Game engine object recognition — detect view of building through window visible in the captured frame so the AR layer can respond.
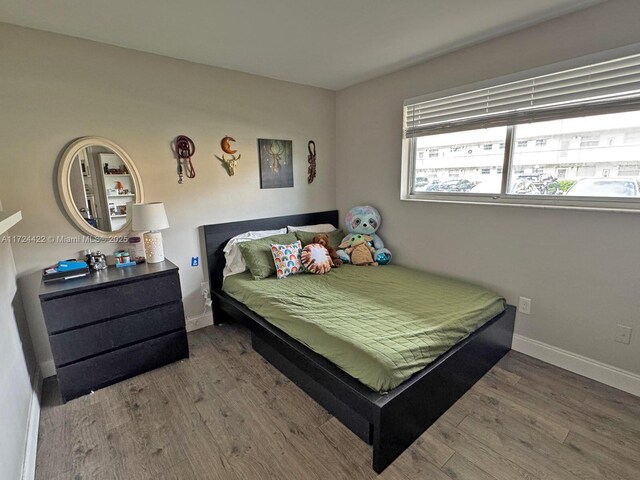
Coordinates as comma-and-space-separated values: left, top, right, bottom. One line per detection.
412, 110, 640, 199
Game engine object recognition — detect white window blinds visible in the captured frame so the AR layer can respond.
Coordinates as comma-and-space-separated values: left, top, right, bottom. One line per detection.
404, 53, 640, 138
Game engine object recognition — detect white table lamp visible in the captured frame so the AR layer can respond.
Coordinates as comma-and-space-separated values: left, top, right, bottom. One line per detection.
131, 202, 169, 263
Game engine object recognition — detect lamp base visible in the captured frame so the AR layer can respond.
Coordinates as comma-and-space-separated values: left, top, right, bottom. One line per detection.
143, 231, 165, 263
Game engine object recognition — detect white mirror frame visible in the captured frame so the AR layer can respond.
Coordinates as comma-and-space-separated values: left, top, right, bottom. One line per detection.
57, 137, 144, 238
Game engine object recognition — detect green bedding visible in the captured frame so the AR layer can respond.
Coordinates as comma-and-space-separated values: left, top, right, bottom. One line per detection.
223, 265, 505, 392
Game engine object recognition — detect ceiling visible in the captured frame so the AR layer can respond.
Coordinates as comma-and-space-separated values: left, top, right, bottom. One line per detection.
0, 0, 602, 90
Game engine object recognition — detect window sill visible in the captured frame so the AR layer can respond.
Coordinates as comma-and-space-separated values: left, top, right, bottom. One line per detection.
402, 194, 640, 213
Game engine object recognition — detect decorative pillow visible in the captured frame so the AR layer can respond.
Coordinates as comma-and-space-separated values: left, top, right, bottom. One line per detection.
223, 228, 287, 279
295, 229, 344, 251
300, 243, 332, 275
287, 223, 336, 233
238, 232, 297, 279
271, 241, 303, 279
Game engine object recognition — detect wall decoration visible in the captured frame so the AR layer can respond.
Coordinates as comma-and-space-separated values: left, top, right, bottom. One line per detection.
258, 138, 293, 189
173, 135, 196, 184
307, 140, 316, 184
215, 135, 242, 176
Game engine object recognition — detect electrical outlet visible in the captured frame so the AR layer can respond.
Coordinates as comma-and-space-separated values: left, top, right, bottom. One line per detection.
200, 281, 209, 298
615, 324, 632, 344
518, 297, 531, 315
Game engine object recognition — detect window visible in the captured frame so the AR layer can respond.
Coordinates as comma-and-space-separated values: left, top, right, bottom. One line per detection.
411, 127, 506, 193
403, 50, 640, 210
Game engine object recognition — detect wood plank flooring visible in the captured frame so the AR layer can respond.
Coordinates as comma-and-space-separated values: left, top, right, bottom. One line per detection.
36, 323, 640, 480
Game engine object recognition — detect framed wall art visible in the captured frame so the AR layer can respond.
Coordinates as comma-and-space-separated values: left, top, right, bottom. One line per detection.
258, 139, 293, 189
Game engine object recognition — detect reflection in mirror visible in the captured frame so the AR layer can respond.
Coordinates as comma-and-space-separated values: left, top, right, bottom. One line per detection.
59, 137, 143, 237
68, 146, 137, 232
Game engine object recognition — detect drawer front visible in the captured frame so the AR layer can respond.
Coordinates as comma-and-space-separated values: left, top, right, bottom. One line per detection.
56, 330, 189, 401
49, 301, 185, 367
42, 272, 181, 333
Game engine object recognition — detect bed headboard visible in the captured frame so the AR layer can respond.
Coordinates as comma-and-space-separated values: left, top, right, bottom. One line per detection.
203, 210, 339, 293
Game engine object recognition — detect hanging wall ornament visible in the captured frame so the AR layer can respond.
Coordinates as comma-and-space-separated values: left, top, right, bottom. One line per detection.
307, 140, 317, 184
174, 135, 196, 184
215, 135, 241, 176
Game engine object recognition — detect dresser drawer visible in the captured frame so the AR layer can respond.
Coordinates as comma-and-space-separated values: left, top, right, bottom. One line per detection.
56, 330, 189, 401
41, 272, 181, 333
49, 301, 185, 366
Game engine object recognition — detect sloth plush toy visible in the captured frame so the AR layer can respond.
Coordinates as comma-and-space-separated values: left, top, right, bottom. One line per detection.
336, 205, 391, 265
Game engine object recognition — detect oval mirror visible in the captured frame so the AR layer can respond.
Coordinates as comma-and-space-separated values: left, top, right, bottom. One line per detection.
57, 137, 144, 238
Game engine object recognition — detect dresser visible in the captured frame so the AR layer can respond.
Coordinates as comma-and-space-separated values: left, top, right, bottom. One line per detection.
39, 259, 189, 402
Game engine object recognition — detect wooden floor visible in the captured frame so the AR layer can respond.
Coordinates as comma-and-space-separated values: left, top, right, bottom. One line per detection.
36, 323, 640, 480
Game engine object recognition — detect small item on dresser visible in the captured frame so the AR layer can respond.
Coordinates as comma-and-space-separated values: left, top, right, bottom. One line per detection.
128, 233, 146, 262
115, 261, 137, 268
307, 140, 316, 184
85, 250, 107, 271
43, 260, 90, 283
114, 250, 130, 264
174, 135, 196, 184
57, 260, 89, 272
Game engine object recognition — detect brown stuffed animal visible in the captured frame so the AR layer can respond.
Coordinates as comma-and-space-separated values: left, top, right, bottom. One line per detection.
313, 233, 343, 267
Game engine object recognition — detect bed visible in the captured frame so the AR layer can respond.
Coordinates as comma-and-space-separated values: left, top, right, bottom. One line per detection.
204, 210, 515, 473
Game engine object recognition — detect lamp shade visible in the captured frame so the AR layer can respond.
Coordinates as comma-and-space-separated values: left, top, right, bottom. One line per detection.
131, 202, 169, 231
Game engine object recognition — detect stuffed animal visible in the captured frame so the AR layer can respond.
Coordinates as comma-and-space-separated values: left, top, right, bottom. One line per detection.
338, 234, 378, 266
337, 206, 391, 265
312, 233, 343, 267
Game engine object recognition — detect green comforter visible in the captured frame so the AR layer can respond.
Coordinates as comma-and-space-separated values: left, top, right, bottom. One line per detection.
223, 265, 505, 392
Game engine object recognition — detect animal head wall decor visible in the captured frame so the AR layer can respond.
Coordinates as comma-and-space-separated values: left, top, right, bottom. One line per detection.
216, 135, 241, 176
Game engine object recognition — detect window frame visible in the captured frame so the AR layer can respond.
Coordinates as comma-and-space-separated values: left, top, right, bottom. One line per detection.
401, 44, 640, 213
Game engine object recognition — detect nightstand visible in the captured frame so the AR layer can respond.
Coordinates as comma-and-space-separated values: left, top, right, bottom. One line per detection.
39, 259, 189, 401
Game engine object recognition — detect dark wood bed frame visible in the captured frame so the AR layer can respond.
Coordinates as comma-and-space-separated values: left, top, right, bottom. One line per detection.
203, 210, 515, 473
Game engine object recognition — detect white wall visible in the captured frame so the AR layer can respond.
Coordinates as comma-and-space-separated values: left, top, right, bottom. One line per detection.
0, 23, 336, 376
336, 0, 640, 376
0, 213, 36, 480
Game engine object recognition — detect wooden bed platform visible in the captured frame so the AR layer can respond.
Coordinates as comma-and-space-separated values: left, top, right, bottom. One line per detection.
203, 210, 515, 473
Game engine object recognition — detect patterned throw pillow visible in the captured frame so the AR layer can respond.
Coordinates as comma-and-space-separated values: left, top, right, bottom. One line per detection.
270, 241, 303, 279
300, 243, 332, 275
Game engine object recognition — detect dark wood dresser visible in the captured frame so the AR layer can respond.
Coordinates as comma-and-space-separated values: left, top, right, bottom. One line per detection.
39, 259, 189, 402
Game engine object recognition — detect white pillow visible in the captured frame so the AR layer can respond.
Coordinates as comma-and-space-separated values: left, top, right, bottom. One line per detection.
287, 223, 336, 233
223, 228, 286, 279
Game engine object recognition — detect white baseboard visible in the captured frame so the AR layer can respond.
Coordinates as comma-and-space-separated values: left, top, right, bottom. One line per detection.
512, 333, 640, 397
21, 367, 43, 480
186, 310, 214, 332
39, 359, 55, 379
